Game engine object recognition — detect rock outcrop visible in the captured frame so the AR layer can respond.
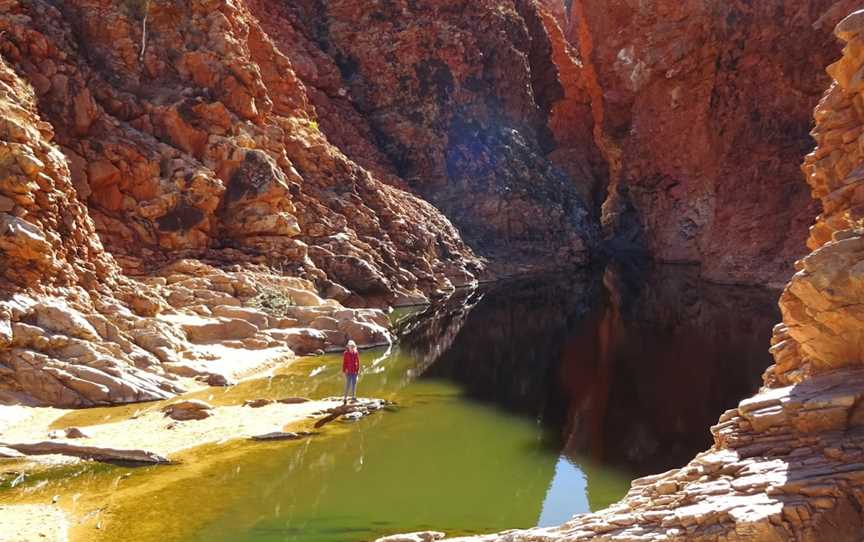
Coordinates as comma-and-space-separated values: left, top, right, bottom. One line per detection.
248, 0, 598, 272
439, 10, 864, 542
0, 0, 487, 305
162, 398, 213, 421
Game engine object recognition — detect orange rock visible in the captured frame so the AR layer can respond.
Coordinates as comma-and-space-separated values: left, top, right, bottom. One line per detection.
86, 160, 120, 191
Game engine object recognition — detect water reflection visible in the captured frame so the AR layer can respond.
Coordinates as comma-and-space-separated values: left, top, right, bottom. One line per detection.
538, 457, 588, 527
413, 262, 779, 508
560, 263, 779, 475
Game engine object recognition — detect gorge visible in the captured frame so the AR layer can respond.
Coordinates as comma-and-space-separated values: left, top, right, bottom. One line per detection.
2, 0, 864, 541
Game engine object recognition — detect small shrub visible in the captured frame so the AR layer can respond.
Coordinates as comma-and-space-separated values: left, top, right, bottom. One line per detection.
121, 0, 149, 18
249, 288, 295, 317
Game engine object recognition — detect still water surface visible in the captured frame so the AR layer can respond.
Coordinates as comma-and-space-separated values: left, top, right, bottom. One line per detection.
2, 265, 780, 541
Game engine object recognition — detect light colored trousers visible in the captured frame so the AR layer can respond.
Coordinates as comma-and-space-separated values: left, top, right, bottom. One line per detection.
343, 373, 358, 399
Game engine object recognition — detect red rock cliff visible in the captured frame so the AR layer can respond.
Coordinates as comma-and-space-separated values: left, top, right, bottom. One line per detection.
0, 0, 490, 305
541, 0, 848, 286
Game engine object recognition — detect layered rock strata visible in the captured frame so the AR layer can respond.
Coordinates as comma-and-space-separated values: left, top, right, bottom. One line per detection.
257, 0, 599, 271
439, 10, 864, 542
0, 0, 610, 408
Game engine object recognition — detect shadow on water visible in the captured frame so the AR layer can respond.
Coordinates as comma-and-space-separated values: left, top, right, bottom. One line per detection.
422, 263, 777, 466
407, 262, 778, 516
1, 263, 780, 542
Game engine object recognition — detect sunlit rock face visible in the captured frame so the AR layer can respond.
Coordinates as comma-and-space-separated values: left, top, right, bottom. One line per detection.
439, 9, 864, 542
538, 0, 844, 286
0, 0, 485, 309
0, 0, 494, 407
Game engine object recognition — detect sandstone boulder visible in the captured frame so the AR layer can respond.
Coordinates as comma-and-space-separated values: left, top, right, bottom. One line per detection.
181, 318, 259, 343
268, 328, 328, 355
375, 532, 446, 542
162, 399, 213, 421
211, 305, 270, 329
63, 427, 89, 439
338, 320, 391, 349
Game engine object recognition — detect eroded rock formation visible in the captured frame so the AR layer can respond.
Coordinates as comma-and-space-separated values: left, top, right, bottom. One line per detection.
0, 0, 414, 406
251, 0, 598, 270
539, 0, 845, 286
439, 10, 864, 542
0, 0, 489, 304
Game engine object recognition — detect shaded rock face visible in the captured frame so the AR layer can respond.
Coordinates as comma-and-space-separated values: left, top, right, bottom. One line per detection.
259, 0, 599, 270
541, 0, 844, 285
440, 10, 864, 542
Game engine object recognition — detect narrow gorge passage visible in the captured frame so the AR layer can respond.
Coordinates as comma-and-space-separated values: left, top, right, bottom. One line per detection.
0, 265, 778, 541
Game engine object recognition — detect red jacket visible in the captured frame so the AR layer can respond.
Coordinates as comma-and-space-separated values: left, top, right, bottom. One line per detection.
342, 349, 360, 374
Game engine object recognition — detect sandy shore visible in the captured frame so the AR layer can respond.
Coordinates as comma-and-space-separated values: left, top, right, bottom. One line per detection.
0, 371, 386, 542
0, 397, 381, 542
0, 398, 348, 458
0, 504, 68, 542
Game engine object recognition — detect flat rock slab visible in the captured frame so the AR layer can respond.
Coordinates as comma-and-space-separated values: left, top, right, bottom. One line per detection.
276, 397, 310, 404
313, 398, 393, 428
0, 445, 24, 458
244, 399, 274, 408
250, 431, 312, 441
2, 441, 169, 464
245, 397, 311, 408
375, 532, 446, 542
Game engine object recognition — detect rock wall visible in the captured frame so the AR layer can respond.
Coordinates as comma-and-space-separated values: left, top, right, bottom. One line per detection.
270, 0, 599, 271
438, 10, 864, 542
539, 0, 846, 286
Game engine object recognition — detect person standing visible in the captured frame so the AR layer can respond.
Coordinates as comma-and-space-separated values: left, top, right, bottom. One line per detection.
342, 340, 360, 404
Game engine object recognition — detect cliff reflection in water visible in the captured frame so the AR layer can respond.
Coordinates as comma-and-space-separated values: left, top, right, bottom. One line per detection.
414, 263, 779, 489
